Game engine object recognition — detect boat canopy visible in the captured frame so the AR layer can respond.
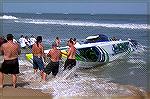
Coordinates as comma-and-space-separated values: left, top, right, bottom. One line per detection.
84, 34, 109, 44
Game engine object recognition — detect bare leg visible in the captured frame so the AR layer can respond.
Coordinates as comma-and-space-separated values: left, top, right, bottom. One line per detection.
42, 72, 47, 81
40, 70, 44, 79
34, 69, 37, 74
0, 72, 4, 88
12, 74, 17, 88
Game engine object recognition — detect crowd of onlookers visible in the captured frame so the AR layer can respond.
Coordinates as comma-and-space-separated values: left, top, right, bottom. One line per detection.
0, 35, 36, 49
0, 35, 79, 49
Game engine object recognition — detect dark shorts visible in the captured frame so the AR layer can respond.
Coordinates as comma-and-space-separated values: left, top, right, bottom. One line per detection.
44, 61, 59, 76
0, 58, 19, 74
64, 59, 76, 70
33, 56, 44, 71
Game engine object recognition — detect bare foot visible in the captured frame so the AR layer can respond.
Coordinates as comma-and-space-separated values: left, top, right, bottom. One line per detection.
13, 84, 16, 88
40, 80, 47, 84
0, 85, 3, 88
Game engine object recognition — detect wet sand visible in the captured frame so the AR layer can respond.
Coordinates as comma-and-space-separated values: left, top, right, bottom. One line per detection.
0, 74, 51, 99
0, 56, 150, 99
0, 55, 49, 99
0, 74, 149, 99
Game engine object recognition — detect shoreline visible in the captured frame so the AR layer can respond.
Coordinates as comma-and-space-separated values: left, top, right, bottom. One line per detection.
0, 56, 150, 99
0, 74, 51, 99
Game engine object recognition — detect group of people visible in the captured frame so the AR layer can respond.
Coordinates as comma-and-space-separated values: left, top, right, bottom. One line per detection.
18, 35, 36, 49
0, 34, 76, 88
32, 36, 76, 81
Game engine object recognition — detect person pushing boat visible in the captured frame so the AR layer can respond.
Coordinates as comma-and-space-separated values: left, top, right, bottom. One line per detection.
42, 43, 62, 81
64, 40, 76, 70
32, 36, 45, 79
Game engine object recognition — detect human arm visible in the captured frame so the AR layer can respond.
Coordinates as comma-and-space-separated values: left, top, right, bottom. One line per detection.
17, 44, 21, 55
41, 44, 45, 57
59, 50, 62, 60
47, 50, 51, 57
31, 44, 35, 54
67, 48, 71, 58
0, 45, 4, 55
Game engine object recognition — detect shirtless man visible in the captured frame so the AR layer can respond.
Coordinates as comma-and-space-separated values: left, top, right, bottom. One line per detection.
0, 34, 21, 88
64, 40, 76, 70
32, 36, 45, 78
42, 43, 61, 81
55, 37, 61, 47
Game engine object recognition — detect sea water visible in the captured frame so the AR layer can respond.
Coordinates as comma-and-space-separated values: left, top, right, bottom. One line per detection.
0, 13, 149, 96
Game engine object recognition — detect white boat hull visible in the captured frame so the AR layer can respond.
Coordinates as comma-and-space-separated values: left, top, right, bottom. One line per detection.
26, 40, 135, 68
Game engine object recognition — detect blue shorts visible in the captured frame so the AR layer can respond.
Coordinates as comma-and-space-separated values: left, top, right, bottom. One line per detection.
33, 56, 44, 71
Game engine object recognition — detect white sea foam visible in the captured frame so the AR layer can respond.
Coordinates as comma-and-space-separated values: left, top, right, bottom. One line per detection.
20, 63, 145, 96
14, 19, 150, 30
129, 65, 144, 69
18, 47, 146, 96
127, 59, 146, 64
0, 15, 18, 19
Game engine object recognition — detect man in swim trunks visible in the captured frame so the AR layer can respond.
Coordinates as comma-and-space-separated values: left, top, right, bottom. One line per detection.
0, 34, 21, 88
64, 40, 76, 70
42, 43, 62, 81
32, 36, 45, 79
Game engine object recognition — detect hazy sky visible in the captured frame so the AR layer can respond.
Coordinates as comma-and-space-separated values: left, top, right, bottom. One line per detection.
2, 2, 149, 14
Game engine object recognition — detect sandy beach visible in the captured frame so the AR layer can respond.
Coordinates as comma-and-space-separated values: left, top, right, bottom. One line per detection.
0, 61, 149, 99
1, 78, 149, 99
0, 55, 50, 99
0, 74, 51, 99
0, 54, 149, 99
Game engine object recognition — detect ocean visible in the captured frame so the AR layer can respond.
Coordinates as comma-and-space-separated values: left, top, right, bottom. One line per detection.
0, 13, 150, 96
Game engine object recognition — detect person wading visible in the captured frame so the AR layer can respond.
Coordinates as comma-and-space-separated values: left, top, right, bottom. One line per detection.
32, 36, 45, 79
64, 40, 76, 70
42, 43, 62, 81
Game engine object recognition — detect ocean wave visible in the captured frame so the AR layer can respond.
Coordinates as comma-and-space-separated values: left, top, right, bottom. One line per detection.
0, 15, 18, 19
14, 19, 150, 30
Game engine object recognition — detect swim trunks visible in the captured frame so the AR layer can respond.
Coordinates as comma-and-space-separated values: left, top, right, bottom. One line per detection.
44, 61, 59, 76
33, 56, 44, 71
0, 58, 19, 74
64, 59, 76, 70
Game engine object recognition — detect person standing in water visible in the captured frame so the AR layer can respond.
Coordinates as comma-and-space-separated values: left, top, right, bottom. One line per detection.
42, 43, 62, 81
32, 36, 45, 79
19, 35, 27, 49
64, 40, 76, 70
55, 37, 61, 47
29, 35, 36, 48
25, 36, 30, 47
0, 34, 21, 88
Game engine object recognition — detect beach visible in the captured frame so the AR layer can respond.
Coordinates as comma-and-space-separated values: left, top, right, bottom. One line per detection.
0, 74, 149, 99
0, 13, 150, 98
0, 55, 150, 99
0, 55, 50, 99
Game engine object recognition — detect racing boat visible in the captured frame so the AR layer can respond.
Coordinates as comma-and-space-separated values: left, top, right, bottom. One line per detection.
26, 34, 139, 68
